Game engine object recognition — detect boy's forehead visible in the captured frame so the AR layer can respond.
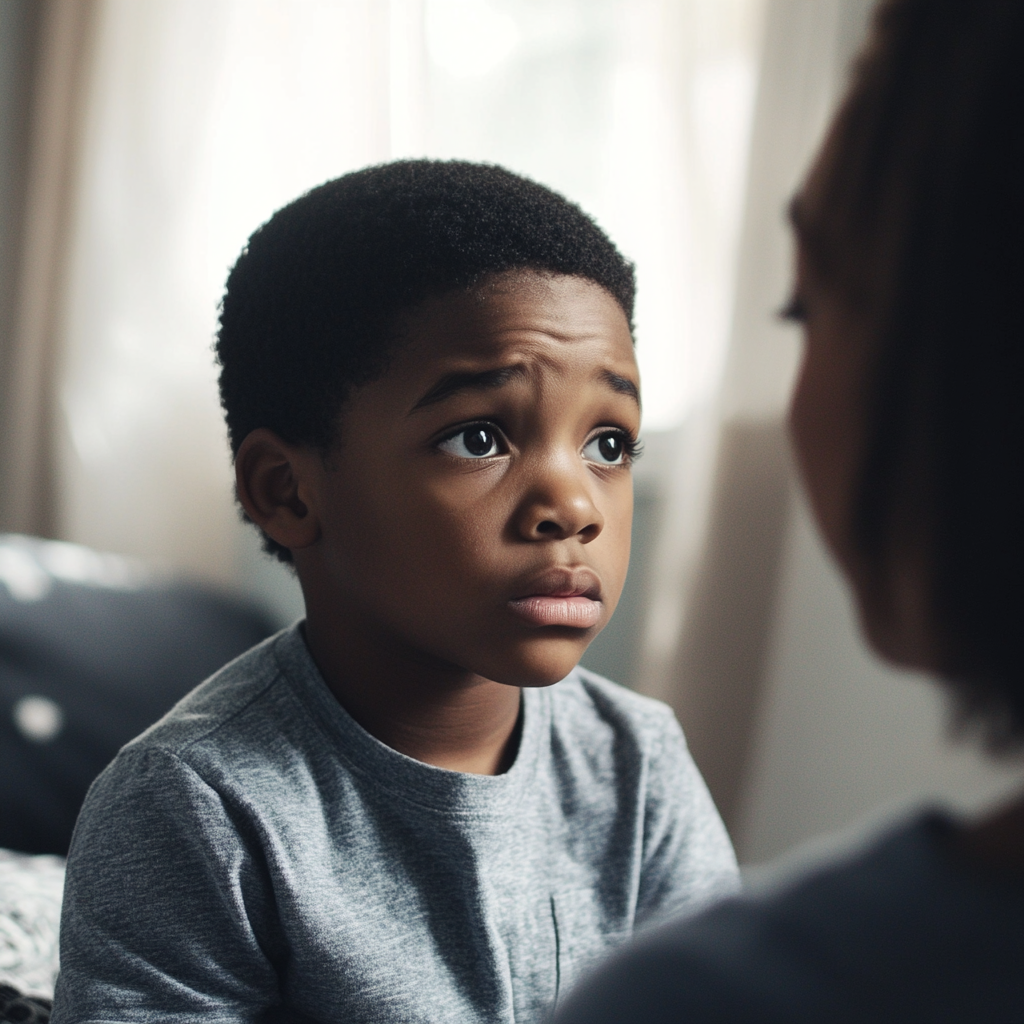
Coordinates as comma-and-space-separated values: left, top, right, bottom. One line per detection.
395, 271, 636, 371
340, 270, 640, 428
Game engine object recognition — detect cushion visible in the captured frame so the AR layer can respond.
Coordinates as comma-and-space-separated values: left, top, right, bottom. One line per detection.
0, 535, 275, 855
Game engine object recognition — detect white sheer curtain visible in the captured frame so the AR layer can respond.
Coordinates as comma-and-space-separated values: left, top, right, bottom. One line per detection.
57, 0, 395, 588
637, 0, 878, 828
55, 0, 764, 607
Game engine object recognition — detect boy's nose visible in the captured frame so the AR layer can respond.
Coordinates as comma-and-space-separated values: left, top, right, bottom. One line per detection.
513, 461, 604, 544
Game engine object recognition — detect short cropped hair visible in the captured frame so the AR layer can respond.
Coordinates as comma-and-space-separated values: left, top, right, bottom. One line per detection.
796, 0, 1024, 741
215, 160, 635, 563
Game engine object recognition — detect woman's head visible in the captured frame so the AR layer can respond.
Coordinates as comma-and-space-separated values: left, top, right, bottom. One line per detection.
787, 0, 1024, 742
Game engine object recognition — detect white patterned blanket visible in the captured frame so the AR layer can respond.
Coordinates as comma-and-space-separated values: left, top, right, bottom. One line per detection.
0, 849, 63, 1001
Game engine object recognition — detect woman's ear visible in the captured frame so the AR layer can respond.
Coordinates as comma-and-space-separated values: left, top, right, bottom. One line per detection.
235, 429, 322, 552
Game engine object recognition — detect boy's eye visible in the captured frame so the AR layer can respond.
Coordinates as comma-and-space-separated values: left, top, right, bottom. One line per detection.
582, 431, 630, 466
438, 425, 502, 459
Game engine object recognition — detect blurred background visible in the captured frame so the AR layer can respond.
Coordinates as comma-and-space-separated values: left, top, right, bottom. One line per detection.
1, 0, 1021, 865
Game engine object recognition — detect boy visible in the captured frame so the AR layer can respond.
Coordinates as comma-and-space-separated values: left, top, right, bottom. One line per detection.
53, 161, 737, 1024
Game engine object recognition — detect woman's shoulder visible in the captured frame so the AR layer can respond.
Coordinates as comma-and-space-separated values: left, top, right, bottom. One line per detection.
556, 810, 1024, 1023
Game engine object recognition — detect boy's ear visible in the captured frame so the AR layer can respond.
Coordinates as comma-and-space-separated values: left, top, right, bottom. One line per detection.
235, 429, 322, 553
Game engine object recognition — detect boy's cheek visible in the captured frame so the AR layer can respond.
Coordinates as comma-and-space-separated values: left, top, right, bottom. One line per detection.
418, 464, 517, 522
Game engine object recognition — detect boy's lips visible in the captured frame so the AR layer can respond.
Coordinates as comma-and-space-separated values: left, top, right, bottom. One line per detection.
508, 567, 603, 628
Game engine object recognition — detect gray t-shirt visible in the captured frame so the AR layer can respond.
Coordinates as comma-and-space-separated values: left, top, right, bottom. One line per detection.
52, 624, 738, 1024
555, 810, 1024, 1023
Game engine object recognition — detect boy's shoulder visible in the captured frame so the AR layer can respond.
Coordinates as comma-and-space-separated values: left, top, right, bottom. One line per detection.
69, 626, 314, 842
118, 623, 302, 762
549, 665, 685, 756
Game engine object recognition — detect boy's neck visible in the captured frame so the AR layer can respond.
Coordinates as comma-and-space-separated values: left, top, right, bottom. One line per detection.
302, 614, 524, 776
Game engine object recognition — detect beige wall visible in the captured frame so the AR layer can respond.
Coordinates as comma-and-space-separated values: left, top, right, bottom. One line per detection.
735, 486, 1024, 864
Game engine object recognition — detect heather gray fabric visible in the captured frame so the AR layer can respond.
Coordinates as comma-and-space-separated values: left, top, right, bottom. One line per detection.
52, 624, 737, 1024
554, 811, 1024, 1024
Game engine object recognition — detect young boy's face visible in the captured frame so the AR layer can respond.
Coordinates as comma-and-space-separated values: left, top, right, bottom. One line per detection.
300, 271, 639, 688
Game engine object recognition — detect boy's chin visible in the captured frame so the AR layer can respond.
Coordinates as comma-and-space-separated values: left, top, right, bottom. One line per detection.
482, 636, 594, 689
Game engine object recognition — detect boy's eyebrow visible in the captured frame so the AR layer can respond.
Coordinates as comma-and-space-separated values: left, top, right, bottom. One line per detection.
599, 369, 640, 408
411, 365, 529, 411
411, 365, 641, 412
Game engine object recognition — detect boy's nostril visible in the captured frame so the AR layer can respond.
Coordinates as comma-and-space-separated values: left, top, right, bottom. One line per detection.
537, 520, 560, 536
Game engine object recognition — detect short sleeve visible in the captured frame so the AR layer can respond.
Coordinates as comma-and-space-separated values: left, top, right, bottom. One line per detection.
51, 747, 283, 1024
635, 712, 739, 925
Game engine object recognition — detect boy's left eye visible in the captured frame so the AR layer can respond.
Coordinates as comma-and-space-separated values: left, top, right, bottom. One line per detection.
582, 431, 630, 465
437, 425, 502, 459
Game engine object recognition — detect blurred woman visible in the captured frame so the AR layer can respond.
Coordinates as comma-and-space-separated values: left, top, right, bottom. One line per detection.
555, 0, 1024, 1019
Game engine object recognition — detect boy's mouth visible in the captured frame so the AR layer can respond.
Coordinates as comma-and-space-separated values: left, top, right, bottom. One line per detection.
508, 568, 603, 628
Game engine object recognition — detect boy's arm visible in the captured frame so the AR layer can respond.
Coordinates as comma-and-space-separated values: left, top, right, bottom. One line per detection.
51, 747, 284, 1024
635, 712, 740, 925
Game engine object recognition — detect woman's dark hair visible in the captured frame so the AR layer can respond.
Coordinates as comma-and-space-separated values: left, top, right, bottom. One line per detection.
216, 159, 635, 563
795, 0, 1024, 741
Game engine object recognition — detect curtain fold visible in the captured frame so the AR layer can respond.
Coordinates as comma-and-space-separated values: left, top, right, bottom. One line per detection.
1, 0, 98, 538
634, 0, 876, 829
